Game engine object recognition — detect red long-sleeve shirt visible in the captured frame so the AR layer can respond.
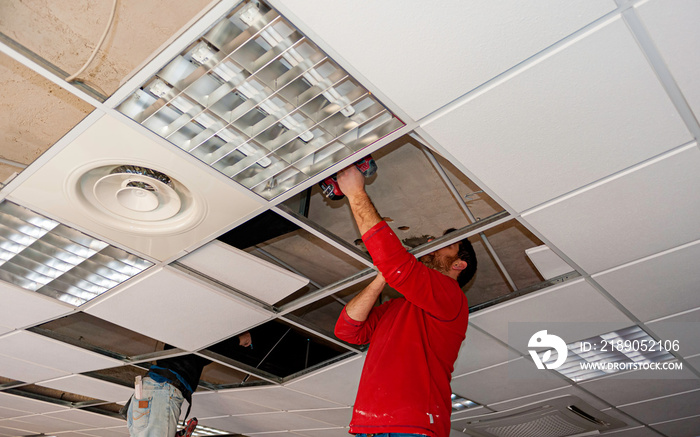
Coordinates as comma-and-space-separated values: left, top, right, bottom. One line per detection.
335, 221, 469, 437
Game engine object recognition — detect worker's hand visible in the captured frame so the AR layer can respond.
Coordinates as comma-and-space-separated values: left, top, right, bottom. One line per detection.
337, 165, 366, 198
238, 331, 252, 347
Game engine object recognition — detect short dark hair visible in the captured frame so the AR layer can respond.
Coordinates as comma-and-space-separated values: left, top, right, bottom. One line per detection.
444, 228, 477, 288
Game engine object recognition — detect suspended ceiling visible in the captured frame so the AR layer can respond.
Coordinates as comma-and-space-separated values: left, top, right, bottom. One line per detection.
0, 0, 699, 436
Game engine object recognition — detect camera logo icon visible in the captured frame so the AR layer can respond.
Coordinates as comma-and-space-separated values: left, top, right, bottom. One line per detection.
528, 330, 568, 370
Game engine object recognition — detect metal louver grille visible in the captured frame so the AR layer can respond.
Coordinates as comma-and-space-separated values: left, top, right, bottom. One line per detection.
0, 201, 152, 306
117, 0, 403, 199
486, 414, 585, 437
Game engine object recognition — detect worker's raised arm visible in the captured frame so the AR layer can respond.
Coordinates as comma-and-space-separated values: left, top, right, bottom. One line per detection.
335, 273, 389, 345
337, 166, 382, 235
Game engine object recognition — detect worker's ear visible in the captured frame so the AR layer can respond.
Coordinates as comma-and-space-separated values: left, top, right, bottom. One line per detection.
452, 260, 467, 271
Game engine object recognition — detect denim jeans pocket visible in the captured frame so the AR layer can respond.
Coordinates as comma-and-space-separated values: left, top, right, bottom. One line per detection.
128, 396, 152, 433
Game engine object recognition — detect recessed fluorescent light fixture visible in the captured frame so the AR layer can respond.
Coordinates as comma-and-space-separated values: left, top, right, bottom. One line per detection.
535, 325, 676, 382
117, 0, 403, 199
452, 393, 479, 412
0, 200, 152, 306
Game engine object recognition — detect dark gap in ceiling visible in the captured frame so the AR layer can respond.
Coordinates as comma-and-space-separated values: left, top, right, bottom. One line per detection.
33, 312, 161, 358
217, 188, 311, 249
203, 319, 347, 378
86, 365, 148, 388
7, 384, 97, 405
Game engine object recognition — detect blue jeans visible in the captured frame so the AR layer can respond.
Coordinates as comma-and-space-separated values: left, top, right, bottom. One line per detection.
127, 377, 184, 437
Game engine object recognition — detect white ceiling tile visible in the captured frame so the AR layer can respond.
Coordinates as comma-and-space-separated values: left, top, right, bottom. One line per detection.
651, 415, 700, 437
599, 425, 660, 436
0, 392, 68, 414
452, 326, 519, 377
470, 279, 633, 354
646, 307, 700, 358
450, 358, 568, 405
0, 406, 28, 420
0, 331, 121, 374
487, 386, 609, 412
0, 326, 9, 337
38, 374, 133, 403
0, 282, 72, 329
0, 423, 34, 436
86, 267, 271, 351
9, 115, 264, 262
276, 0, 615, 120
293, 428, 350, 437
579, 365, 700, 407
0, 353, 68, 384
200, 411, 333, 434
450, 406, 495, 424
636, 0, 700, 119
596, 408, 644, 433
179, 241, 309, 305
1, 414, 86, 433
290, 407, 352, 427
285, 355, 364, 406
74, 426, 129, 437
422, 17, 691, 212
525, 245, 574, 280
523, 144, 700, 274
593, 239, 700, 322
687, 354, 700, 373
618, 389, 700, 425
187, 390, 275, 419
44, 409, 123, 428
222, 386, 341, 411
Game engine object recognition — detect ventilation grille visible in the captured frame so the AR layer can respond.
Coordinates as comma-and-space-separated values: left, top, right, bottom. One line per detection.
459, 396, 626, 437
117, 0, 404, 199
0, 200, 152, 306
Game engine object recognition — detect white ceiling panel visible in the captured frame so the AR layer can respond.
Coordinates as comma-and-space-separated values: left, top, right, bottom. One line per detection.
44, 409, 123, 429
579, 365, 700, 407
38, 374, 133, 403
0, 281, 72, 329
645, 307, 700, 358
525, 245, 574, 280
0, 392, 68, 414
0, 414, 86, 433
188, 390, 276, 419
452, 325, 519, 377
450, 406, 495, 424
185, 395, 270, 421
0, 406, 28, 420
200, 411, 333, 434
651, 415, 700, 437
222, 386, 342, 411
593, 239, 700, 322
179, 240, 309, 305
293, 428, 350, 437
273, 0, 615, 120
8, 115, 265, 262
470, 279, 632, 354
285, 355, 364, 406
0, 326, 8, 337
636, 0, 700, 119
290, 407, 352, 427
0, 331, 121, 374
688, 354, 700, 373
618, 389, 700, 425
86, 267, 271, 351
523, 143, 700, 274
599, 426, 660, 436
0, 423, 33, 436
450, 358, 568, 405
422, 17, 691, 213
75, 426, 129, 437
486, 386, 609, 412
0, 353, 68, 384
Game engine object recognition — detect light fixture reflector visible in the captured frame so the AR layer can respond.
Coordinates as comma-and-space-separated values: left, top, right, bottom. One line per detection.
0, 201, 152, 306
117, 0, 403, 199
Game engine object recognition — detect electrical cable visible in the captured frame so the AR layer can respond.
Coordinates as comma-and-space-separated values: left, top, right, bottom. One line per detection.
65, 0, 118, 83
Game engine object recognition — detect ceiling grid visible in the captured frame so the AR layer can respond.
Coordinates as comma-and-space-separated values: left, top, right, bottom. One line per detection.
0, 0, 698, 435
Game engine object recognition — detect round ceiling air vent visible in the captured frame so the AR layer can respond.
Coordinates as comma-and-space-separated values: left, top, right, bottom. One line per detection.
71, 164, 207, 236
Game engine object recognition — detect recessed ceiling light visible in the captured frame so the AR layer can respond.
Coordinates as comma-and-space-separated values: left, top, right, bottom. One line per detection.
117, 0, 403, 199
452, 393, 479, 411
0, 200, 152, 306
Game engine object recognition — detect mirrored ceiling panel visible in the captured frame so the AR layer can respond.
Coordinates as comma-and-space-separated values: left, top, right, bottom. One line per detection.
0, 200, 152, 306
117, 0, 404, 200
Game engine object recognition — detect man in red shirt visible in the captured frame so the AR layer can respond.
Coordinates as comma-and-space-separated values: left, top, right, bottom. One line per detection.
334, 166, 477, 437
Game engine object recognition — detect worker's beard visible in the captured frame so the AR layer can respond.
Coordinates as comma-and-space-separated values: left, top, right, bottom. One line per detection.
420, 252, 459, 276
